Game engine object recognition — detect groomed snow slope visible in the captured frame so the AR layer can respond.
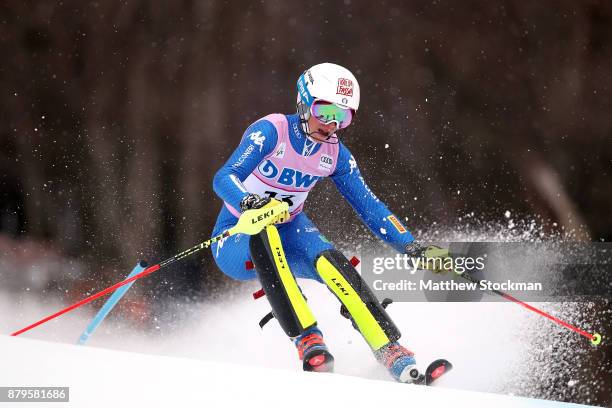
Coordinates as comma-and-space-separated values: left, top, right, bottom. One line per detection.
0, 335, 594, 408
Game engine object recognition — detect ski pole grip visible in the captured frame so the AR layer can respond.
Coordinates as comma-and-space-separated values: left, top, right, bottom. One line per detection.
234, 201, 290, 235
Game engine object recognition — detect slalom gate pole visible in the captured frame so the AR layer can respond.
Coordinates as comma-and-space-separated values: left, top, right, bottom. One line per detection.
10, 230, 231, 337
77, 260, 147, 345
10, 201, 290, 337
457, 272, 602, 346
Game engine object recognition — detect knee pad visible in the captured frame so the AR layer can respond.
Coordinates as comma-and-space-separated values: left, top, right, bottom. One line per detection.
249, 225, 317, 338
315, 249, 401, 350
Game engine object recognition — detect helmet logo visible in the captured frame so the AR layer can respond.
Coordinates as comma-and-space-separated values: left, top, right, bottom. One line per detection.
298, 75, 313, 104
307, 70, 314, 84
336, 78, 354, 97
342, 97, 348, 105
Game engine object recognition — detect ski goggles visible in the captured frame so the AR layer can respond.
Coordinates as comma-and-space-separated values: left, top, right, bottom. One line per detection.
310, 100, 354, 129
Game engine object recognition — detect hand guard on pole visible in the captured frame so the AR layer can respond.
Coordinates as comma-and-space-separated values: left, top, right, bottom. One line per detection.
231, 195, 290, 236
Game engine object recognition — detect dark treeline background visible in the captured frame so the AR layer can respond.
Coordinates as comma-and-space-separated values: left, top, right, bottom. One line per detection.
2, 1, 612, 290
1, 2, 611, 288
1, 2, 611, 405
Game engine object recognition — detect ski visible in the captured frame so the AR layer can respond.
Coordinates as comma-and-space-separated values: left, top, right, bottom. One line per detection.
414, 359, 453, 386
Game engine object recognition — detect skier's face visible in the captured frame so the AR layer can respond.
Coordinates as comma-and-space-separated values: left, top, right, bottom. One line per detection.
307, 115, 338, 143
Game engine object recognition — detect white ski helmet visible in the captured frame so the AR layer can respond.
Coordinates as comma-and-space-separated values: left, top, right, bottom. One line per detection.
296, 63, 360, 135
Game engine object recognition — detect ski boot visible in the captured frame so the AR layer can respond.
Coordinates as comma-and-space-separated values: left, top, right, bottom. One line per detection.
294, 327, 334, 373
374, 342, 422, 383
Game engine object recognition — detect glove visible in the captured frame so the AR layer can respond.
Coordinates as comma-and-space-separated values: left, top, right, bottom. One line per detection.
405, 242, 452, 274
404, 241, 427, 258
240, 193, 271, 212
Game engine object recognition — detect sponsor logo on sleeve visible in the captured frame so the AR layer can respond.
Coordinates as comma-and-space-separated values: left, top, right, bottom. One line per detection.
387, 215, 407, 234
359, 175, 379, 202
232, 144, 254, 168
348, 155, 357, 174
337, 78, 354, 97
347, 155, 378, 201
249, 130, 266, 152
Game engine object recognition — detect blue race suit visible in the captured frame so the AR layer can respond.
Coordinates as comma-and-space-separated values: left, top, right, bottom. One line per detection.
211, 113, 415, 282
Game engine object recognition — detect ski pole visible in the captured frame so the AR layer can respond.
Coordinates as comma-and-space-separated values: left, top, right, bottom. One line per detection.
11, 231, 228, 337
457, 271, 602, 346
11, 202, 290, 337
77, 260, 147, 345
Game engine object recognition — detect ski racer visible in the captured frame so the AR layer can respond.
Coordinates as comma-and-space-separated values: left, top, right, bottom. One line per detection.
211, 63, 446, 383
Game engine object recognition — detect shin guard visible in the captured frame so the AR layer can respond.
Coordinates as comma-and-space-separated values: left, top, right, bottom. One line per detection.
315, 249, 401, 350
250, 225, 317, 338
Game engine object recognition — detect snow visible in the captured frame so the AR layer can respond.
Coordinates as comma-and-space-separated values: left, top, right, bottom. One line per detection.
0, 334, 593, 408
1, 279, 604, 407
1, 220, 606, 407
